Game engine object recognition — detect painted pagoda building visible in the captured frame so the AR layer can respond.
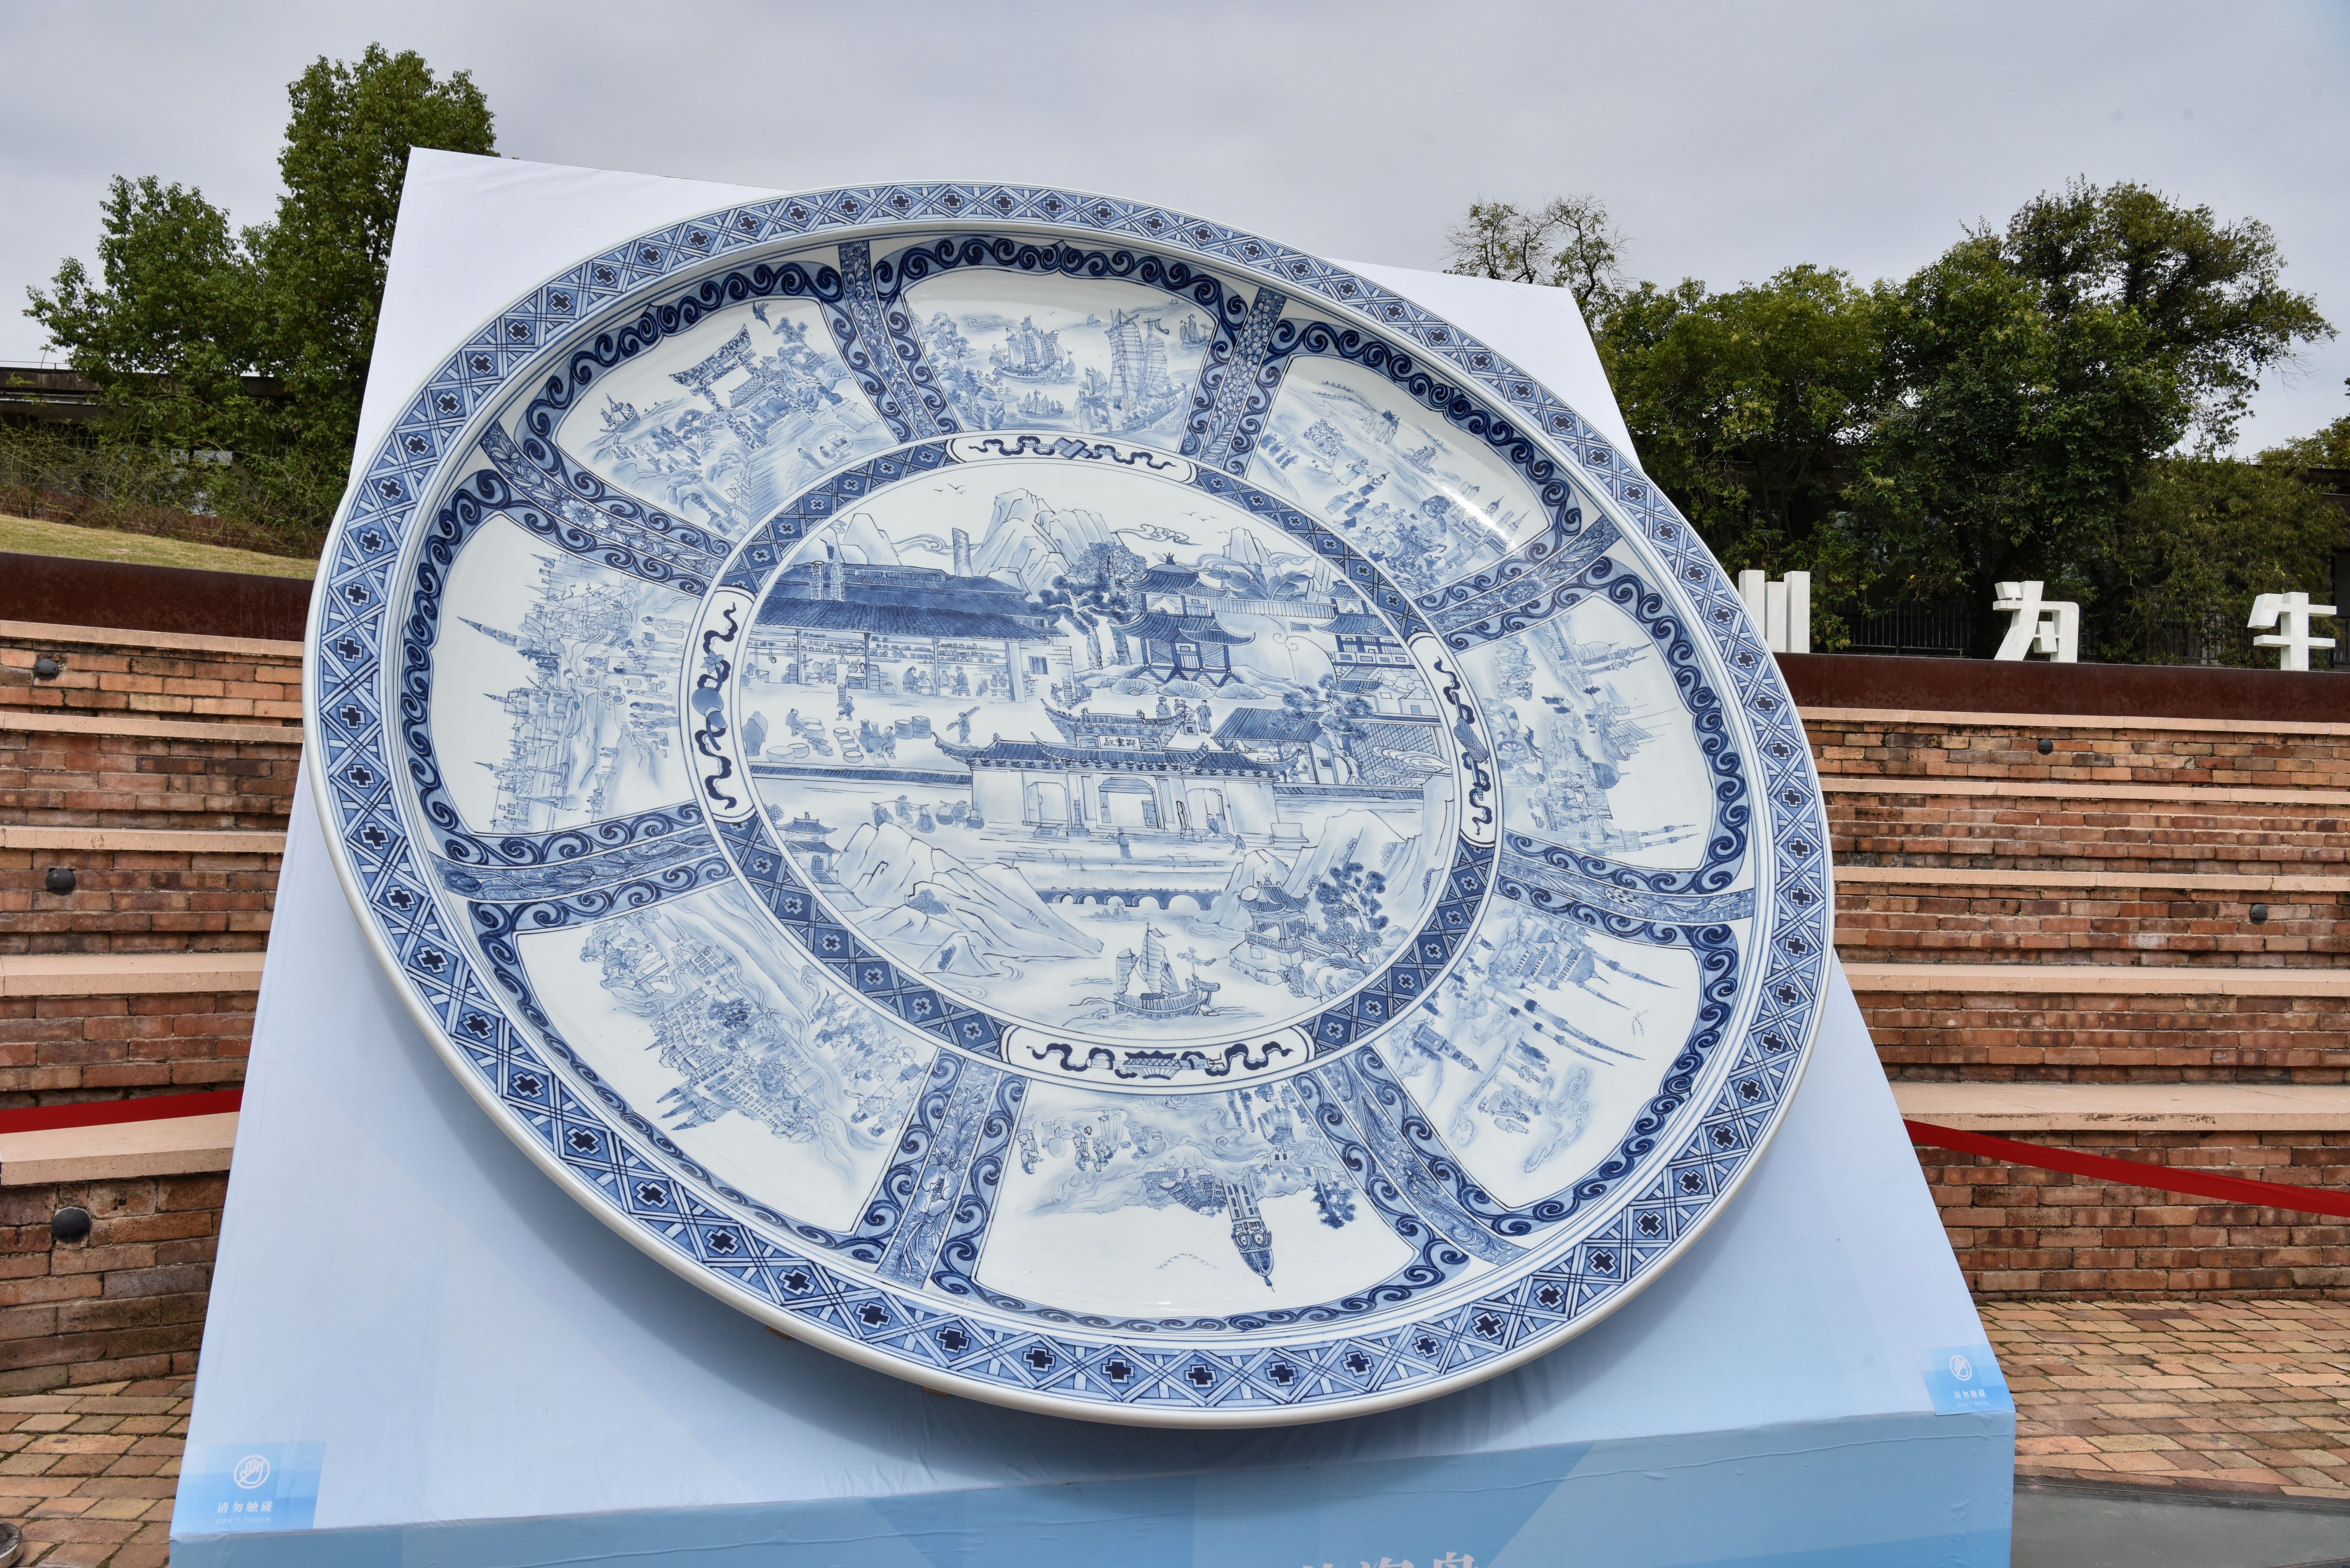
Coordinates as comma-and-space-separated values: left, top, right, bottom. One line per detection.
1113, 607, 1252, 688
1223, 1181, 1275, 1286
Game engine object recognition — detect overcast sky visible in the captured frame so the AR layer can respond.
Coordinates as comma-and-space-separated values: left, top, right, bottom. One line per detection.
5, 0, 2346, 450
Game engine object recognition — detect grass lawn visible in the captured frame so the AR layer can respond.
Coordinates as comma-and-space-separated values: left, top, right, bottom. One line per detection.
0, 511, 318, 579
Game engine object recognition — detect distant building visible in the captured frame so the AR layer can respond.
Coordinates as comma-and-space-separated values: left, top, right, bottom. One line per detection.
932, 730, 1286, 838
1114, 608, 1252, 687
1223, 1181, 1275, 1286
755, 547, 1063, 698
778, 812, 838, 881
466, 558, 682, 832
1326, 610, 1407, 669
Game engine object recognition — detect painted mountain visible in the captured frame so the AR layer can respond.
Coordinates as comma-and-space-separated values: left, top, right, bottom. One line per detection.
966, 488, 1121, 594
829, 821, 1101, 977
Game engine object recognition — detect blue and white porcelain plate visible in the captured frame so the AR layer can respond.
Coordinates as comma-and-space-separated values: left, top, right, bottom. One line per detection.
307, 186, 1831, 1427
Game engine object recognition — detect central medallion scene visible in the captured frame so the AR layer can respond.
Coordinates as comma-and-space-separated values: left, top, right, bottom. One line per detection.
737, 456, 1460, 1048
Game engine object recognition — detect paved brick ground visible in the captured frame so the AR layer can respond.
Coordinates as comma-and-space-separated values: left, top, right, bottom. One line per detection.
0, 1309, 2328, 1560
1990, 1298, 2350, 1497
0, 1376, 186, 1565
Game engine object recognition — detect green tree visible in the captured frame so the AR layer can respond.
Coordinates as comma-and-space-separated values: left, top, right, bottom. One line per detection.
1451, 183, 2333, 655
1444, 195, 1631, 324
2260, 386, 2350, 470
1859, 183, 2331, 642
23, 44, 495, 544
1598, 265, 1886, 636
2096, 455, 2344, 663
255, 45, 496, 491
23, 176, 265, 453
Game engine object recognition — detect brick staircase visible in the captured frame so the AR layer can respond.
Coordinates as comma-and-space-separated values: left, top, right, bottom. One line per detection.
10, 612, 2348, 1309
0, 619, 280, 1400
2, 621, 301, 1111
1811, 706, 2350, 1299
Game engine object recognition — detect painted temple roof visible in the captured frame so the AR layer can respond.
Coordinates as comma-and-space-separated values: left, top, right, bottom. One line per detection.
1042, 704, 1188, 746
1213, 707, 1323, 745
1325, 611, 1395, 638
1117, 609, 1252, 645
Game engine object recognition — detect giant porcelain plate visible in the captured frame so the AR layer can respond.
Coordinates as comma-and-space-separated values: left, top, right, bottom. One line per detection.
307, 185, 1831, 1427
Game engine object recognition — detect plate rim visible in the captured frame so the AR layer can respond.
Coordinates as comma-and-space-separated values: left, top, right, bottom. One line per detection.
301, 179, 1834, 1427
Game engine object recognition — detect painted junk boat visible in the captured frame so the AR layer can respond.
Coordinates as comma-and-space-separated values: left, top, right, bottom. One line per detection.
1114, 925, 1220, 1019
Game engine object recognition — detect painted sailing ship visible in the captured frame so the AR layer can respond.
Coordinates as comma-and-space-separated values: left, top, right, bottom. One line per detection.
1100, 308, 1182, 431
1113, 925, 1221, 1019
990, 318, 1074, 382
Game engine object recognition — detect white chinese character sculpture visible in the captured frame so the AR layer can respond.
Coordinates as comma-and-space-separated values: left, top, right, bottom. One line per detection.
2248, 592, 2338, 671
1737, 570, 1811, 654
1992, 581, 2079, 662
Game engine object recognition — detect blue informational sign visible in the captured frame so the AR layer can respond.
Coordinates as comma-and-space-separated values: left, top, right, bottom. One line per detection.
174, 1444, 323, 1534
1921, 1346, 2012, 1416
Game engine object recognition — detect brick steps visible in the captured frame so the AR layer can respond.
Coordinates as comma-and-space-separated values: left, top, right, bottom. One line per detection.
1847, 961, 2350, 1084
1, 620, 301, 727
0, 953, 263, 1111
0, 1129, 228, 1393
0, 711, 302, 832
1895, 1081, 2350, 1131
0, 1111, 239, 1186
1, 827, 284, 956
0, 620, 292, 1140
1808, 706, 2350, 791
1830, 794, 2350, 878
1811, 696, 2350, 1105
1836, 869, 2348, 969
1895, 1083, 2350, 1298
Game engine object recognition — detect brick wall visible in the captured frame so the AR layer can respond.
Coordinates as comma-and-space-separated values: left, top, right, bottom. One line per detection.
1807, 713, 2350, 790
0, 993, 253, 1109
1918, 1132, 2350, 1300
0, 844, 279, 955
1860, 986, 2350, 1083
0, 727, 300, 830
1838, 881, 2349, 969
1829, 792, 2350, 877
0, 1172, 224, 1395
0, 641, 301, 725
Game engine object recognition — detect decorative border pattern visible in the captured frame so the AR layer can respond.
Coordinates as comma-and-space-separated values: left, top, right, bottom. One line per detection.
307, 183, 1833, 1427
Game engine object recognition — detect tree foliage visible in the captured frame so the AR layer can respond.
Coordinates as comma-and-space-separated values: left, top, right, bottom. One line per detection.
1461, 180, 2340, 657
1601, 265, 1885, 631
2095, 456, 2345, 663
24, 177, 261, 417
1444, 195, 1632, 322
259, 46, 495, 470
2261, 394, 2350, 471
23, 44, 495, 547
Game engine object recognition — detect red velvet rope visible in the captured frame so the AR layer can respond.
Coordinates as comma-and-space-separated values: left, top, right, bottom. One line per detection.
0, 1089, 242, 1136
1906, 1119, 2350, 1219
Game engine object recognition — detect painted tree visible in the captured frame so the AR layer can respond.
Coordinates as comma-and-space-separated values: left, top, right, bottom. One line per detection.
1032, 541, 1147, 672
1312, 860, 1389, 966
